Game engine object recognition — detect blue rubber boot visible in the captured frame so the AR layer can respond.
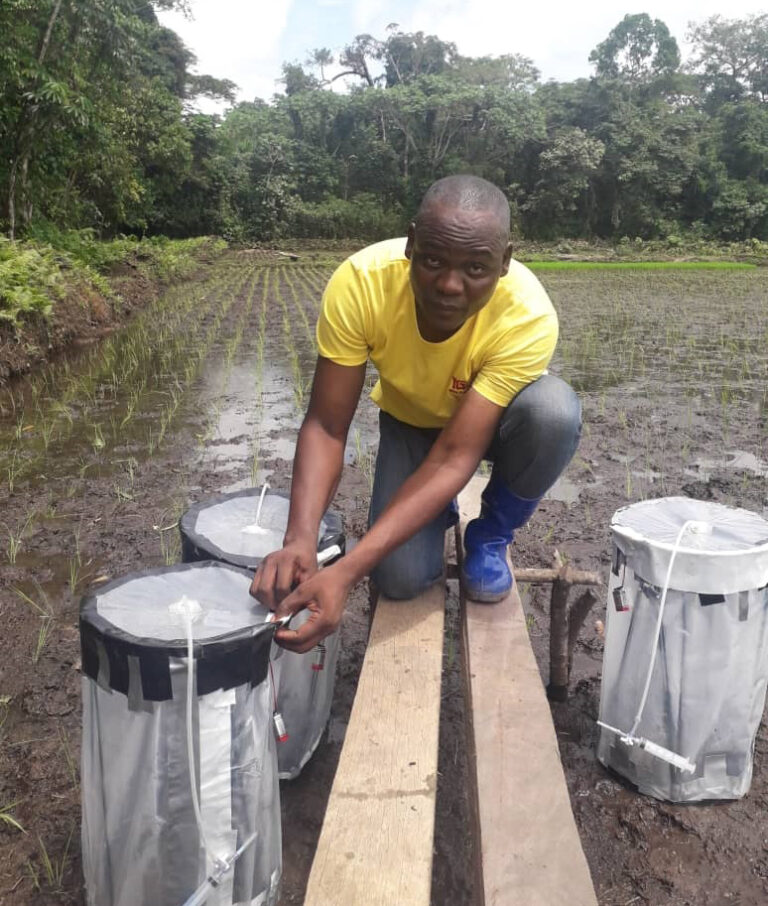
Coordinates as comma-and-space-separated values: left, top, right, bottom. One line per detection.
461, 477, 541, 603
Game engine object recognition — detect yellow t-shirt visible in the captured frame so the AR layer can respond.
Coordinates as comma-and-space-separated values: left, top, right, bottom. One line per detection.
316, 238, 558, 428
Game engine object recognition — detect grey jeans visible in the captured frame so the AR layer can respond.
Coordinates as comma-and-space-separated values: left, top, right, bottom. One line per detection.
368, 374, 582, 599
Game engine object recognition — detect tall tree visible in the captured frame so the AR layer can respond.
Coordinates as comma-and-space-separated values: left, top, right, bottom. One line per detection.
687, 14, 768, 104
589, 13, 681, 83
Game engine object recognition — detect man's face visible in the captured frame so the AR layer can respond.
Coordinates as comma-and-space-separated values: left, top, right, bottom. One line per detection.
405, 205, 512, 342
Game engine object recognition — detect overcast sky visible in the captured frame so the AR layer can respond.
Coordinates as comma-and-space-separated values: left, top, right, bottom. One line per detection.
158, 1, 765, 109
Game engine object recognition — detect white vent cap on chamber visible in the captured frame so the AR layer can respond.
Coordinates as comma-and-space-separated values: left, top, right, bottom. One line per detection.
168, 595, 203, 624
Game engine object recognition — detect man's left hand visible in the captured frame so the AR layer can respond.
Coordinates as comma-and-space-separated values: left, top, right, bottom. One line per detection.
272, 562, 353, 653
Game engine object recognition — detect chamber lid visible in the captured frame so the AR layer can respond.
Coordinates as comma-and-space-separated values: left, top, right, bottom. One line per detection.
613, 497, 768, 552
180, 489, 343, 568
80, 562, 276, 701
611, 497, 768, 593
87, 561, 269, 642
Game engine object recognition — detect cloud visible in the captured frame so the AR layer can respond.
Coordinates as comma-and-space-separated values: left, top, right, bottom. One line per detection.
158, 0, 294, 103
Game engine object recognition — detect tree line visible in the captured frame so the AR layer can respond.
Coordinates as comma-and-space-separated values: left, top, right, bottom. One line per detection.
3, 5, 768, 243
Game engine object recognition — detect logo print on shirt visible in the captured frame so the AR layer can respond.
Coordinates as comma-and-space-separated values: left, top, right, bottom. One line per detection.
448, 377, 469, 396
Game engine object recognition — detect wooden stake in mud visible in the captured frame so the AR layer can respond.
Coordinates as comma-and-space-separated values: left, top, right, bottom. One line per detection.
515, 551, 601, 702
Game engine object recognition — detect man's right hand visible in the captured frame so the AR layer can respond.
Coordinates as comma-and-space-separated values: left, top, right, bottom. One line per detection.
249, 539, 318, 611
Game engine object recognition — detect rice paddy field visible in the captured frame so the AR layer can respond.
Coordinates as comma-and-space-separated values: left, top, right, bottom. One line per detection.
0, 250, 766, 905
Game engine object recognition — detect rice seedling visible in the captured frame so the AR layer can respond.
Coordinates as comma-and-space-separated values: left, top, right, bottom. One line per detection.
91, 423, 105, 452
13, 584, 54, 663
68, 528, 82, 593
0, 801, 25, 834
14, 411, 27, 441
0, 694, 10, 731
29, 827, 74, 891
4, 512, 34, 564
5, 449, 23, 494
57, 724, 79, 788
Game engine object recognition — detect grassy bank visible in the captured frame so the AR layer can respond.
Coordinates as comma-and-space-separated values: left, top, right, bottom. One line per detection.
0, 231, 226, 383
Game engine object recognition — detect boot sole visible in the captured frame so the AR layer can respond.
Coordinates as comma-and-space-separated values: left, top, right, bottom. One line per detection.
459, 579, 511, 604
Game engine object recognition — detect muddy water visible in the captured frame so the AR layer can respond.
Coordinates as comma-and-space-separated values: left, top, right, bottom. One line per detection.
1, 259, 767, 906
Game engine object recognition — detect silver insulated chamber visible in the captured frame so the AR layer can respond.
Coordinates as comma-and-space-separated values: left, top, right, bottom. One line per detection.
179, 489, 345, 780
598, 497, 768, 801
80, 562, 281, 906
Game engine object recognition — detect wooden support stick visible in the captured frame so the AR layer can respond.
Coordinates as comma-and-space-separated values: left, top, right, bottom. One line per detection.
515, 567, 601, 586
548, 574, 571, 702
567, 588, 599, 679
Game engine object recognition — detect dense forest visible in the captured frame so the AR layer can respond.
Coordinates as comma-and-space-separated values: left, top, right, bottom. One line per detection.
3, 2, 768, 242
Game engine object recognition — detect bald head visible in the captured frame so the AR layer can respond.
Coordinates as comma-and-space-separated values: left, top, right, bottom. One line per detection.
415, 175, 511, 241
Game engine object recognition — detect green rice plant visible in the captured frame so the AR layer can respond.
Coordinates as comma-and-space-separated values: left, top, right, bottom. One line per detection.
91, 423, 105, 452
14, 411, 27, 440
57, 724, 79, 788
0, 801, 25, 834
32, 827, 74, 891
50, 400, 74, 427
68, 528, 82, 593
5, 449, 23, 494
0, 694, 10, 731
3, 512, 34, 564
39, 418, 56, 451
14, 583, 54, 663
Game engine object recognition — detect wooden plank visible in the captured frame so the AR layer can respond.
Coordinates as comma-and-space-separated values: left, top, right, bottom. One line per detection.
458, 476, 598, 906
304, 582, 445, 906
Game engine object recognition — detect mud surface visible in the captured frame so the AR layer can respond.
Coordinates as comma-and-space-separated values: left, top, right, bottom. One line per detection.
0, 256, 766, 905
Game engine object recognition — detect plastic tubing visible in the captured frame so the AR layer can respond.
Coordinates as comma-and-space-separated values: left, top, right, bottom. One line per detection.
598, 519, 701, 773
181, 832, 258, 906
628, 520, 698, 738
180, 609, 258, 906
255, 482, 270, 526
184, 610, 217, 864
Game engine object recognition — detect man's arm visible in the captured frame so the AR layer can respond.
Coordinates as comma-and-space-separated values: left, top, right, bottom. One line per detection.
250, 356, 366, 609
273, 387, 504, 652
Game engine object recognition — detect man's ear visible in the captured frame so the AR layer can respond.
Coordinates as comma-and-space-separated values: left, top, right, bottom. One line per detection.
404, 222, 416, 259
500, 241, 513, 276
